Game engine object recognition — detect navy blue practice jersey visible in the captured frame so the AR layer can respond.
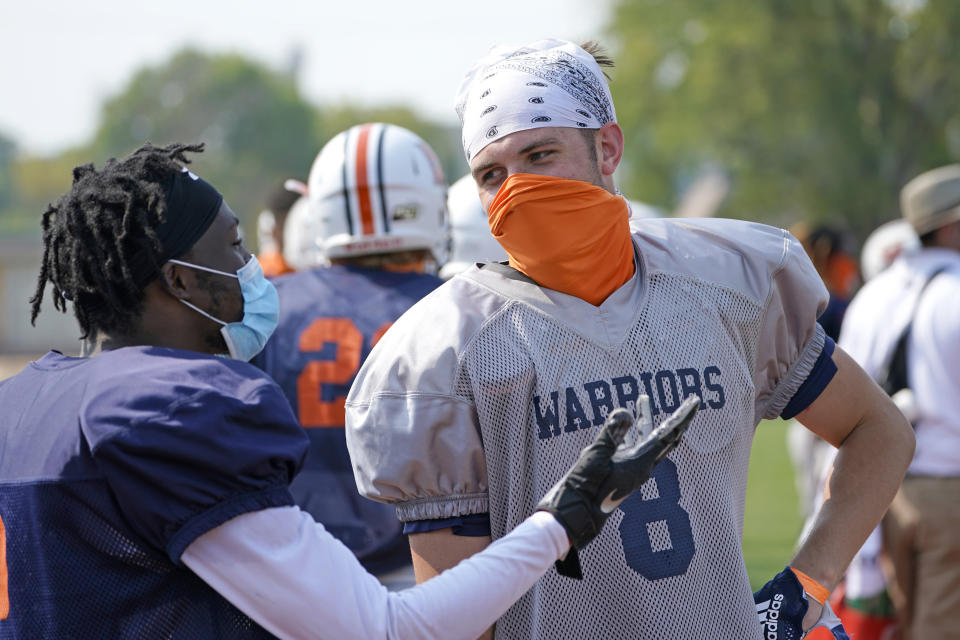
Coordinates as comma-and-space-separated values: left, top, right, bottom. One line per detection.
0, 348, 307, 639
252, 265, 442, 574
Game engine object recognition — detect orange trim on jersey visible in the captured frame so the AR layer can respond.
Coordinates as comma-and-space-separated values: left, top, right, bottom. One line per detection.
382, 259, 425, 273
791, 566, 830, 605
0, 513, 9, 620
258, 249, 294, 278
355, 124, 376, 236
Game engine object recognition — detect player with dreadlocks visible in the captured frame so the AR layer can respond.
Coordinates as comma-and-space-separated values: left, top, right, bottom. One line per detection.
30, 142, 208, 345
0, 141, 696, 638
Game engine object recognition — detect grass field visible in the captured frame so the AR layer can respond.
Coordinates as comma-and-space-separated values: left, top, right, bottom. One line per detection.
743, 419, 804, 589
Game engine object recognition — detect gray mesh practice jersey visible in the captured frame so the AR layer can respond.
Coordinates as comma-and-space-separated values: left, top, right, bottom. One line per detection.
346, 218, 829, 639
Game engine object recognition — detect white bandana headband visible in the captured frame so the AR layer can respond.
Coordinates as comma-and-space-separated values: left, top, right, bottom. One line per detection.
455, 39, 617, 161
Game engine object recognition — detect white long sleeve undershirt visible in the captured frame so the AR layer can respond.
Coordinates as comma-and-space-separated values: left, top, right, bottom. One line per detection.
182, 506, 569, 640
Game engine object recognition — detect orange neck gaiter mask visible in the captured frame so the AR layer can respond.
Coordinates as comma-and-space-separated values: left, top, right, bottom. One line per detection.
488, 173, 635, 306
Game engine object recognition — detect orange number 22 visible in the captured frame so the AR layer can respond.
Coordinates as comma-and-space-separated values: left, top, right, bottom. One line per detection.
296, 318, 391, 428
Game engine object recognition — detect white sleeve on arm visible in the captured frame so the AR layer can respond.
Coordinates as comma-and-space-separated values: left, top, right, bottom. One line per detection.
181, 506, 569, 640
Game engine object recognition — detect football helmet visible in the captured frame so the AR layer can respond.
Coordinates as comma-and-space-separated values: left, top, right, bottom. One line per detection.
307, 123, 448, 264
283, 195, 325, 270
860, 219, 919, 281
439, 173, 507, 279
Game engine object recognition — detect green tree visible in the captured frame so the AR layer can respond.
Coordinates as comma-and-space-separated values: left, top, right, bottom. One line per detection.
609, 0, 960, 236
1, 142, 91, 237
0, 132, 16, 211
90, 49, 323, 231
5, 49, 465, 243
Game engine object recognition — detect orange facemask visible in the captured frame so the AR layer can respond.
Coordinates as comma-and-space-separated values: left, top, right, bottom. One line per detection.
488, 173, 635, 306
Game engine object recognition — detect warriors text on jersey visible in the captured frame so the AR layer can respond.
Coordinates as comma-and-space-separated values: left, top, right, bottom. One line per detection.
0, 348, 307, 638
252, 264, 442, 574
346, 218, 835, 639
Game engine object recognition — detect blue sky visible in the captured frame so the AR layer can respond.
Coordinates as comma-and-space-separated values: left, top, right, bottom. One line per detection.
1, 0, 610, 154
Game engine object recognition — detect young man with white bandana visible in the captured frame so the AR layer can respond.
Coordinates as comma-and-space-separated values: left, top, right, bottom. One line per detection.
345, 40, 915, 639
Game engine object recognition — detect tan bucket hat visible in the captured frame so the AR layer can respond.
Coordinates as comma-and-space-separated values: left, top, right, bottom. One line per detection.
901, 164, 960, 234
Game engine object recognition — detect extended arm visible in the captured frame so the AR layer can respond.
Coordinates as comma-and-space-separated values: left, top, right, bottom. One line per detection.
197, 399, 693, 640
408, 530, 494, 639
183, 506, 567, 640
185, 402, 695, 640
790, 346, 915, 624
409, 516, 504, 638
409, 528, 493, 583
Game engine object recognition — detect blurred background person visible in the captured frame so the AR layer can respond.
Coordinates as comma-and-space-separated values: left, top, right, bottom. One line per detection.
281, 190, 325, 271
805, 184, 958, 640
839, 220, 917, 640
439, 173, 507, 279
787, 223, 860, 530
251, 122, 448, 589
790, 223, 860, 343
802, 217, 921, 640
256, 181, 306, 278
860, 220, 920, 283
837, 165, 960, 640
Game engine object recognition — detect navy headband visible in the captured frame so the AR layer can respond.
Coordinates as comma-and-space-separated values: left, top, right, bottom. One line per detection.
130, 167, 224, 288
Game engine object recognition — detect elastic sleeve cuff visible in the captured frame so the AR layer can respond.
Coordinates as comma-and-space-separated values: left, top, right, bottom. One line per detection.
403, 512, 491, 537
394, 493, 489, 522
167, 484, 295, 564
780, 336, 837, 420
763, 323, 826, 419
529, 511, 571, 558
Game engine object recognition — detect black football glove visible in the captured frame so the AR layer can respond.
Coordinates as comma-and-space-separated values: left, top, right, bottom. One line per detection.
536, 395, 699, 578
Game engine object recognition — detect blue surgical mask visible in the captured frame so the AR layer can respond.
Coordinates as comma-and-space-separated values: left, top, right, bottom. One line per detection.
168, 255, 279, 361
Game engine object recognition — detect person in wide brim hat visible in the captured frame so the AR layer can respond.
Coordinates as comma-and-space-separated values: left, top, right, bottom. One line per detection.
901, 164, 960, 236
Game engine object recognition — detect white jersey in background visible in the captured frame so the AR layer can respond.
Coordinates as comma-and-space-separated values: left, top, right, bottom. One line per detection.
839, 248, 960, 476
346, 217, 829, 639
